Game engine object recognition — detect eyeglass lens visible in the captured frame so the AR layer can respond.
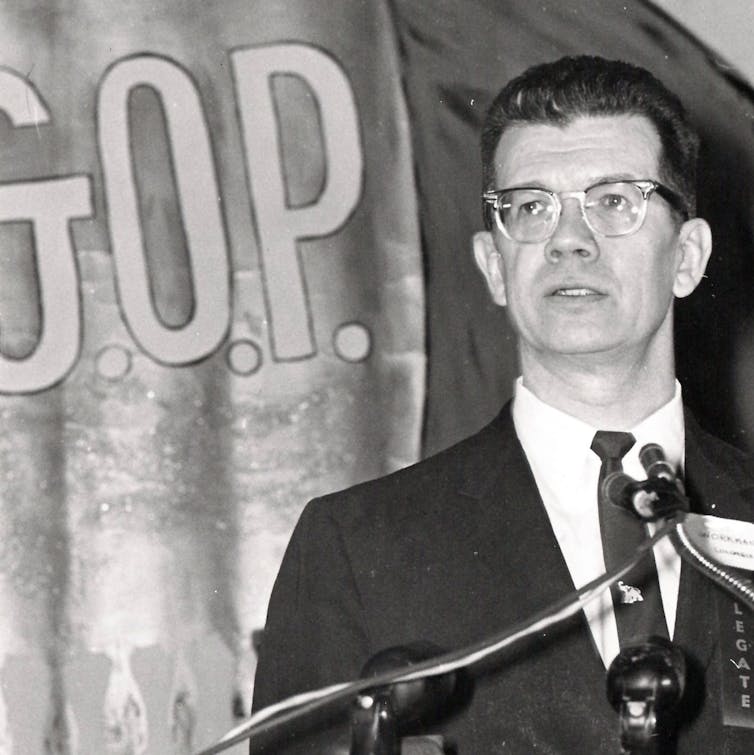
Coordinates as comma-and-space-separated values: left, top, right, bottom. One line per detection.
498, 182, 647, 242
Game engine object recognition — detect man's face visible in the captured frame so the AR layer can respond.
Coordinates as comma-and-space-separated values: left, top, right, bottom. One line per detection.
475, 114, 701, 367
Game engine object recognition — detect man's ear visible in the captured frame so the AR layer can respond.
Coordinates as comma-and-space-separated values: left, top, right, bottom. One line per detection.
673, 218, 712, 298
472, 231, 507, 306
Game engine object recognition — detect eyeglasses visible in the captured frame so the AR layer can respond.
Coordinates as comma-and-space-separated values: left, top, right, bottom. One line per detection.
482, 179, 688, 243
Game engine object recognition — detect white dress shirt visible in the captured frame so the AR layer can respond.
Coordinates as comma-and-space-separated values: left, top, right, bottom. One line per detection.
512, 377, 684, 667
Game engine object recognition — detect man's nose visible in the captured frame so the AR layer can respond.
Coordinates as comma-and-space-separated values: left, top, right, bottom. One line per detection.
544, 197, 599, 262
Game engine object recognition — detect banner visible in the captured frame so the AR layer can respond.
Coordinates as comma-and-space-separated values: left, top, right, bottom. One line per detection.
0, 2, 423, 752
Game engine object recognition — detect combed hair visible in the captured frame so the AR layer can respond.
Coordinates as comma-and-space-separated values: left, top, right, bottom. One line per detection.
481, 56, 699, 226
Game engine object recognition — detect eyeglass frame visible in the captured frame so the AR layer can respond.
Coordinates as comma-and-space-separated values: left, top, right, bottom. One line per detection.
481, 179, 689, 243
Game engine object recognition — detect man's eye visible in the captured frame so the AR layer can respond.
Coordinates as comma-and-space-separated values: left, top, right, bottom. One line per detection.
599, 193, 630, 211
519, 200, 547, 216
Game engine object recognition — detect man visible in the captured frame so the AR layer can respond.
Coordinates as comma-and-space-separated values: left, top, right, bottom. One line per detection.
252, 56, 754, 752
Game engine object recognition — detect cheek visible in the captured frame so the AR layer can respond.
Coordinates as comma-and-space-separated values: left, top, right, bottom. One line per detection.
502, 242, 542, 285
501, 257, 539, 312
624, 247, 678, 314
619, 223, 675, 270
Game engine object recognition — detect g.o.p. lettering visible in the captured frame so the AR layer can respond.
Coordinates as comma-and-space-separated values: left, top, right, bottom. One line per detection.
0, 42, 364, 393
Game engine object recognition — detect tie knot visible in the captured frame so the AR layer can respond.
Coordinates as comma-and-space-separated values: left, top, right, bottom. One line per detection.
591, 430, 636, 464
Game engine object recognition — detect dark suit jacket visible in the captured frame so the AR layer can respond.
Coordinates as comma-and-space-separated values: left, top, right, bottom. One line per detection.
252, 404, 754, 753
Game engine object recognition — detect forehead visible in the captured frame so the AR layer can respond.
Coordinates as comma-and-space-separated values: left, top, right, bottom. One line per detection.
492, 114, 662, 188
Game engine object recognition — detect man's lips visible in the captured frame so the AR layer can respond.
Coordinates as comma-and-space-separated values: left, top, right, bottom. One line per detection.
548, 286, 605, 297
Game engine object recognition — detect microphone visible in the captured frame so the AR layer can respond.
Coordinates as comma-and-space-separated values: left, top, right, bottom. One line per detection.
358, 643, 458, 722
606, 637, 686, 754
351, 642, 462, 755
602, 471, 661, 521
639, 443, 684, 494
602, 443, 689, 521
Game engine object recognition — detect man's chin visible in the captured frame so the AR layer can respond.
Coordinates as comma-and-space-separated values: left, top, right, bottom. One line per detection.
528, 336, 627, 361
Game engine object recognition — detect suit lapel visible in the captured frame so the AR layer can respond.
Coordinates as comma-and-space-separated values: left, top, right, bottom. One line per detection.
683, 409, 754, 520
456, 404, 601, 661
676, 413, 753, 660
457, 404, 577, 597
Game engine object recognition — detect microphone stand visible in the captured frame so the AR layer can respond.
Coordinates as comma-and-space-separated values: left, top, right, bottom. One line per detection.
601, 442, 754, 753
606, 636, 685, 754
350, 643, 457, 755
350, 690, 399, 755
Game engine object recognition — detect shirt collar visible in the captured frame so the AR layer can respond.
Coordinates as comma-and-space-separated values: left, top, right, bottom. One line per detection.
512, 376, 685, 485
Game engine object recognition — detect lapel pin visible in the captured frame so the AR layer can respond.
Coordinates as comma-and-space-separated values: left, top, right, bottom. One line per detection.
617, 581, 644, 604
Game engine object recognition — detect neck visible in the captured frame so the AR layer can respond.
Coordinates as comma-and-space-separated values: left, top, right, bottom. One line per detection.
519, 347, 677, 430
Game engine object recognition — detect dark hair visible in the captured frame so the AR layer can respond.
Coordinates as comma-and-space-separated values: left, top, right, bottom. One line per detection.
481, 55, 699, 227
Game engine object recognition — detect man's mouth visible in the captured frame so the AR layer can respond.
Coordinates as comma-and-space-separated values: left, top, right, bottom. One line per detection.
551, 287, 602, 297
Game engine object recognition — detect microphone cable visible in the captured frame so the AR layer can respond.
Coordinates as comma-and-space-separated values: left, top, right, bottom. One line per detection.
671, 517, 754, 607
194, 518, 679, 755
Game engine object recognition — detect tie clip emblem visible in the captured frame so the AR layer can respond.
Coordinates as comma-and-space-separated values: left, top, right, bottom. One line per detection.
617, 581, 644, 604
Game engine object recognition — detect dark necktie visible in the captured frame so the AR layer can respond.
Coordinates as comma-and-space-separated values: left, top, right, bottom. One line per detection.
591, 430, 669, 646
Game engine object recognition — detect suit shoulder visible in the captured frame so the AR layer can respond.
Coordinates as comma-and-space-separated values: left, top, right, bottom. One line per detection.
304, 406, 510, 527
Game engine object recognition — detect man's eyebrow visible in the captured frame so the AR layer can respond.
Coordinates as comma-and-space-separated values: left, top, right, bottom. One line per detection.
588, 173, 643, 184
500, 173, 646, 190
